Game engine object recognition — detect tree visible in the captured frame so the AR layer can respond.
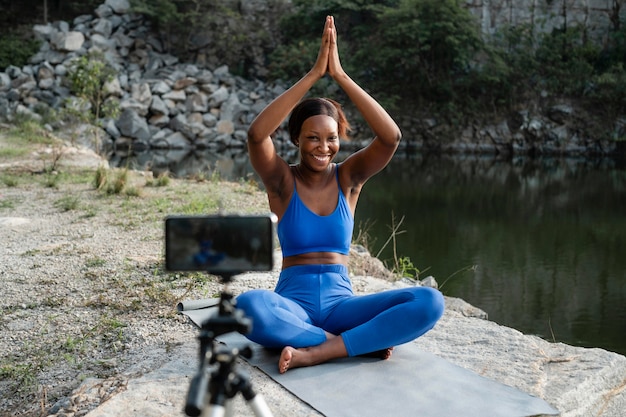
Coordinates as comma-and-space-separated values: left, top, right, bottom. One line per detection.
355, 0, 483, 111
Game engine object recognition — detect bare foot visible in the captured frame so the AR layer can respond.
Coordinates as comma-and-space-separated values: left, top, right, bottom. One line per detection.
360, 347, 394, 360
278, 336, 348, 373
278, 346, 310, 374
380, 347, 394, 360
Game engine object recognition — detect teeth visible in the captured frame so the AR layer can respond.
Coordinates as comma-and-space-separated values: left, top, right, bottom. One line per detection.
314, 155, 329, 161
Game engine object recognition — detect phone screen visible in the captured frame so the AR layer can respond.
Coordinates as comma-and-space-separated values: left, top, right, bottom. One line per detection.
165, 214, 276, 274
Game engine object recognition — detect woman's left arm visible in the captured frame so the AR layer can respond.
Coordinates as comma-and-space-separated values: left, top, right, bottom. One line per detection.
327, 17, 402, 185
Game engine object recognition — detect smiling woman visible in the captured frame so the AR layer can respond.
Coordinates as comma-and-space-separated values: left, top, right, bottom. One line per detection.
293, 109, 341, 173
237, 15, 444, 375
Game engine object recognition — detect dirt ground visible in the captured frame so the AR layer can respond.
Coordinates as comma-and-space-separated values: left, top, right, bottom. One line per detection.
0, 131, 395, 416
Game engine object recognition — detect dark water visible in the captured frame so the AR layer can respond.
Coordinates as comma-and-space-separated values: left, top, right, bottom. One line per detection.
112, 150, 626, 355
355, 154, 626, 356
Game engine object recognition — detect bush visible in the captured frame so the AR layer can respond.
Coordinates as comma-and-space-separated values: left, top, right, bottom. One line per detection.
65, 52, 118, 121
267, 0, 625, 126
0, 33, 40, 71
354, 0, 484, 115
588, 63, 626, 121
268, 39, 319, 82
534, 26, 600, 96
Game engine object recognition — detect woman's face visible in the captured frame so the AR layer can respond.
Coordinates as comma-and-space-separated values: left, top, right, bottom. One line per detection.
298, 115, 340, 171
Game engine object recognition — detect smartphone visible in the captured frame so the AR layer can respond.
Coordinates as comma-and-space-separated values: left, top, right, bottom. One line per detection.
164, 214, 277, 275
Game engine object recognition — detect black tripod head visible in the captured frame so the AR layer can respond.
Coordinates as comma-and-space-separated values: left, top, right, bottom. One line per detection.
201, 278, 251, 337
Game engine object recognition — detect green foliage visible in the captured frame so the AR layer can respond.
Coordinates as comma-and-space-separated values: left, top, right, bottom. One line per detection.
481, 24, 540, 107
0, 362, 38, 396
268, 39, 319, 82
271, 0, 397, 78
179, 196, 219, 214
54, 195, 80, 211
85, 257, 107, 268
129, 0, 179, 29
588, 62, 626, 121
0, 195, 16, 209
9, 119, 54, 145
485, 22, 625, 124
146, 172, 171, 187
94, 165, 109, 191
1, 175, 18, 188
280, 0, 393, 39
393, 256, 421, 279
109, 169, 128, 195
0, 32, 40, 71
93, 167, 139, 196
0, 120, 50, 160
364, 0, 483, 111
585, 24, 626, 121
129, 0, 191, 58
273, 0, 484, 116
65, 52, 119, 121
267, 0, 626, 128
606, 21, 626, 68
534, 26, 600, 95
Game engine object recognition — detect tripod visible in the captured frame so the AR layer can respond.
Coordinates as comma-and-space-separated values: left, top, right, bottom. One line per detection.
185, 274, 274, 417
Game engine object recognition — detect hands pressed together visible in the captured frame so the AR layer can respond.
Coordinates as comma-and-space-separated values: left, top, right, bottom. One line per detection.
312, 16, 345, 81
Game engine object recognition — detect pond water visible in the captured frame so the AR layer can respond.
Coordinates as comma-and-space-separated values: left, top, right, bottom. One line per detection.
112, 149, 626, 355
356, 154, 626, 356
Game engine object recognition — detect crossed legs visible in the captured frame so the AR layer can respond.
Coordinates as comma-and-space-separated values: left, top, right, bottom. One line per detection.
237, 284, 444, 373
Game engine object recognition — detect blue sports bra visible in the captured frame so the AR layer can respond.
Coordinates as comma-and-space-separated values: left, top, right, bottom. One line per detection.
277, 165, 354, 257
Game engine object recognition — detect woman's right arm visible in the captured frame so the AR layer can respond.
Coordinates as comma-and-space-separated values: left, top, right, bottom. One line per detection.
246, 71, 320, 192
247, 17, 333, 194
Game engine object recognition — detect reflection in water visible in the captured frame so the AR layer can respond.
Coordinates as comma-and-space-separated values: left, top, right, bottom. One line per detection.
110, 146, 304, 182
109, 147, 260, 181
357, 154, 626, 355
112, 150, 626, 355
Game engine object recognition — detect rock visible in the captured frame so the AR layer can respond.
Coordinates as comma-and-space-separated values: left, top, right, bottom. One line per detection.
105, 0, 131, 15
0, 217, 31, 227
51, 31, 85, 52
116, 108, 150, 141
0, 1, 296, 157
0, 0, 621, 164
48, 275, 626, 417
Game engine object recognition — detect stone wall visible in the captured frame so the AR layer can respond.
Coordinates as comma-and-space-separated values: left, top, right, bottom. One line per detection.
0, 0, 295, 157
0, 0, 624, 161
465, 0, 624, 44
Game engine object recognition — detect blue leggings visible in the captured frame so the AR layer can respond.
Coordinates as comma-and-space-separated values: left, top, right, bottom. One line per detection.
235, 264, 445, 357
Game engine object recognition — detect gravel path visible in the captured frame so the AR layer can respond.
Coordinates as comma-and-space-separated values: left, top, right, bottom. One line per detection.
0, 138, 263, 415
0, 135, 394, 416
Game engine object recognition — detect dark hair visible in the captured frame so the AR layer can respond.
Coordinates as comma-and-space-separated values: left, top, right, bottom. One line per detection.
287, 97, 351, 146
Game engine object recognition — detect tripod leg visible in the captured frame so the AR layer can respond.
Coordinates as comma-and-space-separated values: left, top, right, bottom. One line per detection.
248, 394, 273, 417
185, 372, 209, 417
224, 400, 234, 417
236, 375, 274, 417
205, 405, 226, 417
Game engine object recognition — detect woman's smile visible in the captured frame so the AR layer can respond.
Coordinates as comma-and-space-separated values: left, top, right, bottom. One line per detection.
299, 115, 339, 169
313, 154, 331, 162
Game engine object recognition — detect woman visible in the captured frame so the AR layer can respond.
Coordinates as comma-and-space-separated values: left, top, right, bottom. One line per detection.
237, 16, 444, 374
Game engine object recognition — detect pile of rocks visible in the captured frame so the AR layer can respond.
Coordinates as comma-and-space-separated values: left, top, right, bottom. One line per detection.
0, 0, 293, 154
0, 0, 624, 159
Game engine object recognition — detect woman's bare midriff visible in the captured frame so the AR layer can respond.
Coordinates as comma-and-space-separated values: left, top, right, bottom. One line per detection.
281, 252, 349, 269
